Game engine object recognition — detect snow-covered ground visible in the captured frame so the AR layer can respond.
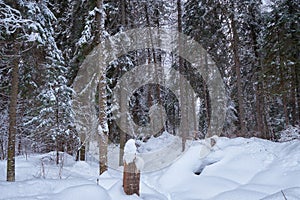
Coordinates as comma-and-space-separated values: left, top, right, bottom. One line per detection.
1, 136, 300, 200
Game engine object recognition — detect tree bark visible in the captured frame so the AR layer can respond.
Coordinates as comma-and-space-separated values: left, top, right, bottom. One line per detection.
204, 52, 211, 134
98, 66, 108, 174
0, 138, 5, 160
290, 68, 296, 126
230, 11, 246, 136
123, 161, 140, 196
292, 64, 300, 125
7, 51, 19, 182
119, 68, 126, 166
118, 0, 127, 166
177, 0, 187, 151
295, 65, 300, 125
96, 0, 108, 175
79, 142, 85, 161
280, 63, 289, 127
144, 3, 165, 136
249, 6, 268, 138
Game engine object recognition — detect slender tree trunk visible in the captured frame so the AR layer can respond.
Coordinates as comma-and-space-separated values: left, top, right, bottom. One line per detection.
249, 7, 268, 138
280, 64, 289, 127
119, 68, 126, 166
282, 93, 289, 127
144, 3, 164, 134
255, 85, 263, 135
204, 52, 211, 134
96, 0, 108, 175
144, 4, 153, 123
7, 51, 19, 182
119, 131, 125, 166
0, 138, 5, 160
79, 141, 85, 161
56, 91, 60, 165
295, 65, 300, 125
292, 64, 300, 125
177, 0, 187, 150
98, 73, 108, 174
291, 68, 297, 126
98, 71, 108, 174
119, 0, 127, 166
56, 148, 60, 165
121, 0, 127, 30
153, 4, 163, 113
230, 12, 246, 136
99, 131, 108, 175
17, 137, 21, 156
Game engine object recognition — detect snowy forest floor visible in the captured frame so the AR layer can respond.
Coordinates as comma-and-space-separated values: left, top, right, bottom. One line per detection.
1, 136, 300, 200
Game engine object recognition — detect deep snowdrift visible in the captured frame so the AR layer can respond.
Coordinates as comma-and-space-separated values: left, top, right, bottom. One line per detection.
1, 136, 300, 200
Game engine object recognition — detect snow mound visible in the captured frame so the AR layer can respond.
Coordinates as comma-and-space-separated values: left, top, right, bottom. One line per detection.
147, 137, 300, 200
137, 131, 177, 153
57, 184, 111, 200
1, 136, 300, 200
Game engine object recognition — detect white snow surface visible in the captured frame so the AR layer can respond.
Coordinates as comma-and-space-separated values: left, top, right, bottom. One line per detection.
1, 137, 300, 200
124, 139, 137, 154
124, 139, 137, 164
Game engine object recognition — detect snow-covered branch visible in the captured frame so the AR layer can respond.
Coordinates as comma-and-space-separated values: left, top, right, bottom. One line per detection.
0, 2, 31, 36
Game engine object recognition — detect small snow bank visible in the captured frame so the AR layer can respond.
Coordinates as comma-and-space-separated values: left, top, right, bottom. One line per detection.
135, 132, 183, 172
57, 184, 111, 200
109, 181, 141, 200
1, 135, 300, 200
136, 131, 177, 153
277, 125, 300, 142
150, 137, 300, 200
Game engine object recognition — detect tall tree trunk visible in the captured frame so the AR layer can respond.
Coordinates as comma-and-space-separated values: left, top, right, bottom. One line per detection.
56, 91, 60, 165
7, 50, 19, 182
295, 65, 300, 125
96, 0, 108, 175
17, 136, 21, 156
119, 0, 127, 166
119, 67, 126, 166
249, 6, 268, 138
204, 52, 211, 135
99, 75, 108, 174
144, 4, 154, 121
291, 67, 297, 126
177, 0, 187, 150
144, 3, 164, 134
0, 138, 5, 160
292, 64, 300, 125
280, 63, 289, 127
153, 4, 163, 112
230, 11, 246, 136
79, 141, 85, 161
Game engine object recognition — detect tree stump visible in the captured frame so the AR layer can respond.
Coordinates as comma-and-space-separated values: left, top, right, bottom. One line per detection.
123, 160, 140, 196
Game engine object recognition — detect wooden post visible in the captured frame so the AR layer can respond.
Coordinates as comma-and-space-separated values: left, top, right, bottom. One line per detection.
123, 160, 140, 196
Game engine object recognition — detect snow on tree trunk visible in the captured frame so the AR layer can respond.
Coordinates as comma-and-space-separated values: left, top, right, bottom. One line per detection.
123, 139, 141, 196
